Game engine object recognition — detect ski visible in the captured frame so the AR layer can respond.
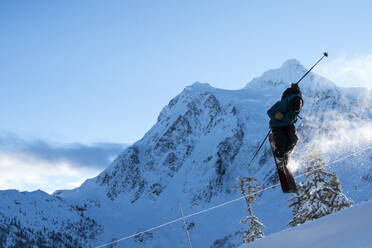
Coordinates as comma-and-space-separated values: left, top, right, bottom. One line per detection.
268, 133, 297, 193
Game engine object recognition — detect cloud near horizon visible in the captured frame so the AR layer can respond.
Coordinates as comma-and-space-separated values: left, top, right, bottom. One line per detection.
0, 152, 101, 194
317, 54, 372, 89
0, 133, 128, 169
0, 134, 129, 193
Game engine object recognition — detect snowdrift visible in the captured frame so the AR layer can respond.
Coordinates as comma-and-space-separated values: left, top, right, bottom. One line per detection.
241, 199, 372, 248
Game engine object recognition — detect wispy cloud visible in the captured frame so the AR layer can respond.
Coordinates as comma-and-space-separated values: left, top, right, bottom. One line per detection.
0, 133, 129, 193
317, 54, 372, 89
0, 133, 128, 169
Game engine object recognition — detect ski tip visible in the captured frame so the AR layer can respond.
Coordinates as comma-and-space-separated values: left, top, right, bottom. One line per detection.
324, 52, 328, 57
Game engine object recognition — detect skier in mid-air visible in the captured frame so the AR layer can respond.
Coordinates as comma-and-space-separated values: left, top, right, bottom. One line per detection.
263, 52, 326, 193
267, 83, 303, 162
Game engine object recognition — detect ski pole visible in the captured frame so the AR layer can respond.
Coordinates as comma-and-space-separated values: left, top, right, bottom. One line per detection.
294, 52, 328, 86
248, 130, 270, 166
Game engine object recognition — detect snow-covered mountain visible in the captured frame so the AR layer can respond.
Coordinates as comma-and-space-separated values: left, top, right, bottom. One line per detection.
1, 59, 371, 248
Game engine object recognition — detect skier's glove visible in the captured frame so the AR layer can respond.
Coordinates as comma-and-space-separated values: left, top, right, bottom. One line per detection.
274, 112, 283, 120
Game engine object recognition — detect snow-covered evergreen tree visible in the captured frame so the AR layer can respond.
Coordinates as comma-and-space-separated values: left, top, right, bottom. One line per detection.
288, 155, 353, 227
235, 177, 264, 244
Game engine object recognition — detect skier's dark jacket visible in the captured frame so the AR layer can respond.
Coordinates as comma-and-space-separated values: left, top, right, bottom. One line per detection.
267, 93, 303, 127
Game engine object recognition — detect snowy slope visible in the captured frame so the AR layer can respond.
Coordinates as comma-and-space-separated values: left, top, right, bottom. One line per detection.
0, 59, 371, 247
0, 190, 102, 247
241, 199, 372, 248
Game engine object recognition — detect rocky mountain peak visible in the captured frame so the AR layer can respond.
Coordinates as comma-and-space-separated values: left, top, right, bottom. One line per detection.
245, 59, 308, 89
244, 59, 340, 99
280, 59, 305, 70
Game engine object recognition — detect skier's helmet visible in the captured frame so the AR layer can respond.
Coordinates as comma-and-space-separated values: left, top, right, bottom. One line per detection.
281, 83, 302, 100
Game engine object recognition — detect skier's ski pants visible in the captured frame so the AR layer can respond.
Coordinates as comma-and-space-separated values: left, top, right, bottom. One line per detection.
271, 124, 298, 157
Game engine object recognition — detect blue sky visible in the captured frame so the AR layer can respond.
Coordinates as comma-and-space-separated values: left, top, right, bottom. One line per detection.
1, 0, 372, 192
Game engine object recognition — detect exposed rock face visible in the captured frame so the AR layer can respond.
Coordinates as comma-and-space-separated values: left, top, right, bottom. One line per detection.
95, 88, 244, 205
